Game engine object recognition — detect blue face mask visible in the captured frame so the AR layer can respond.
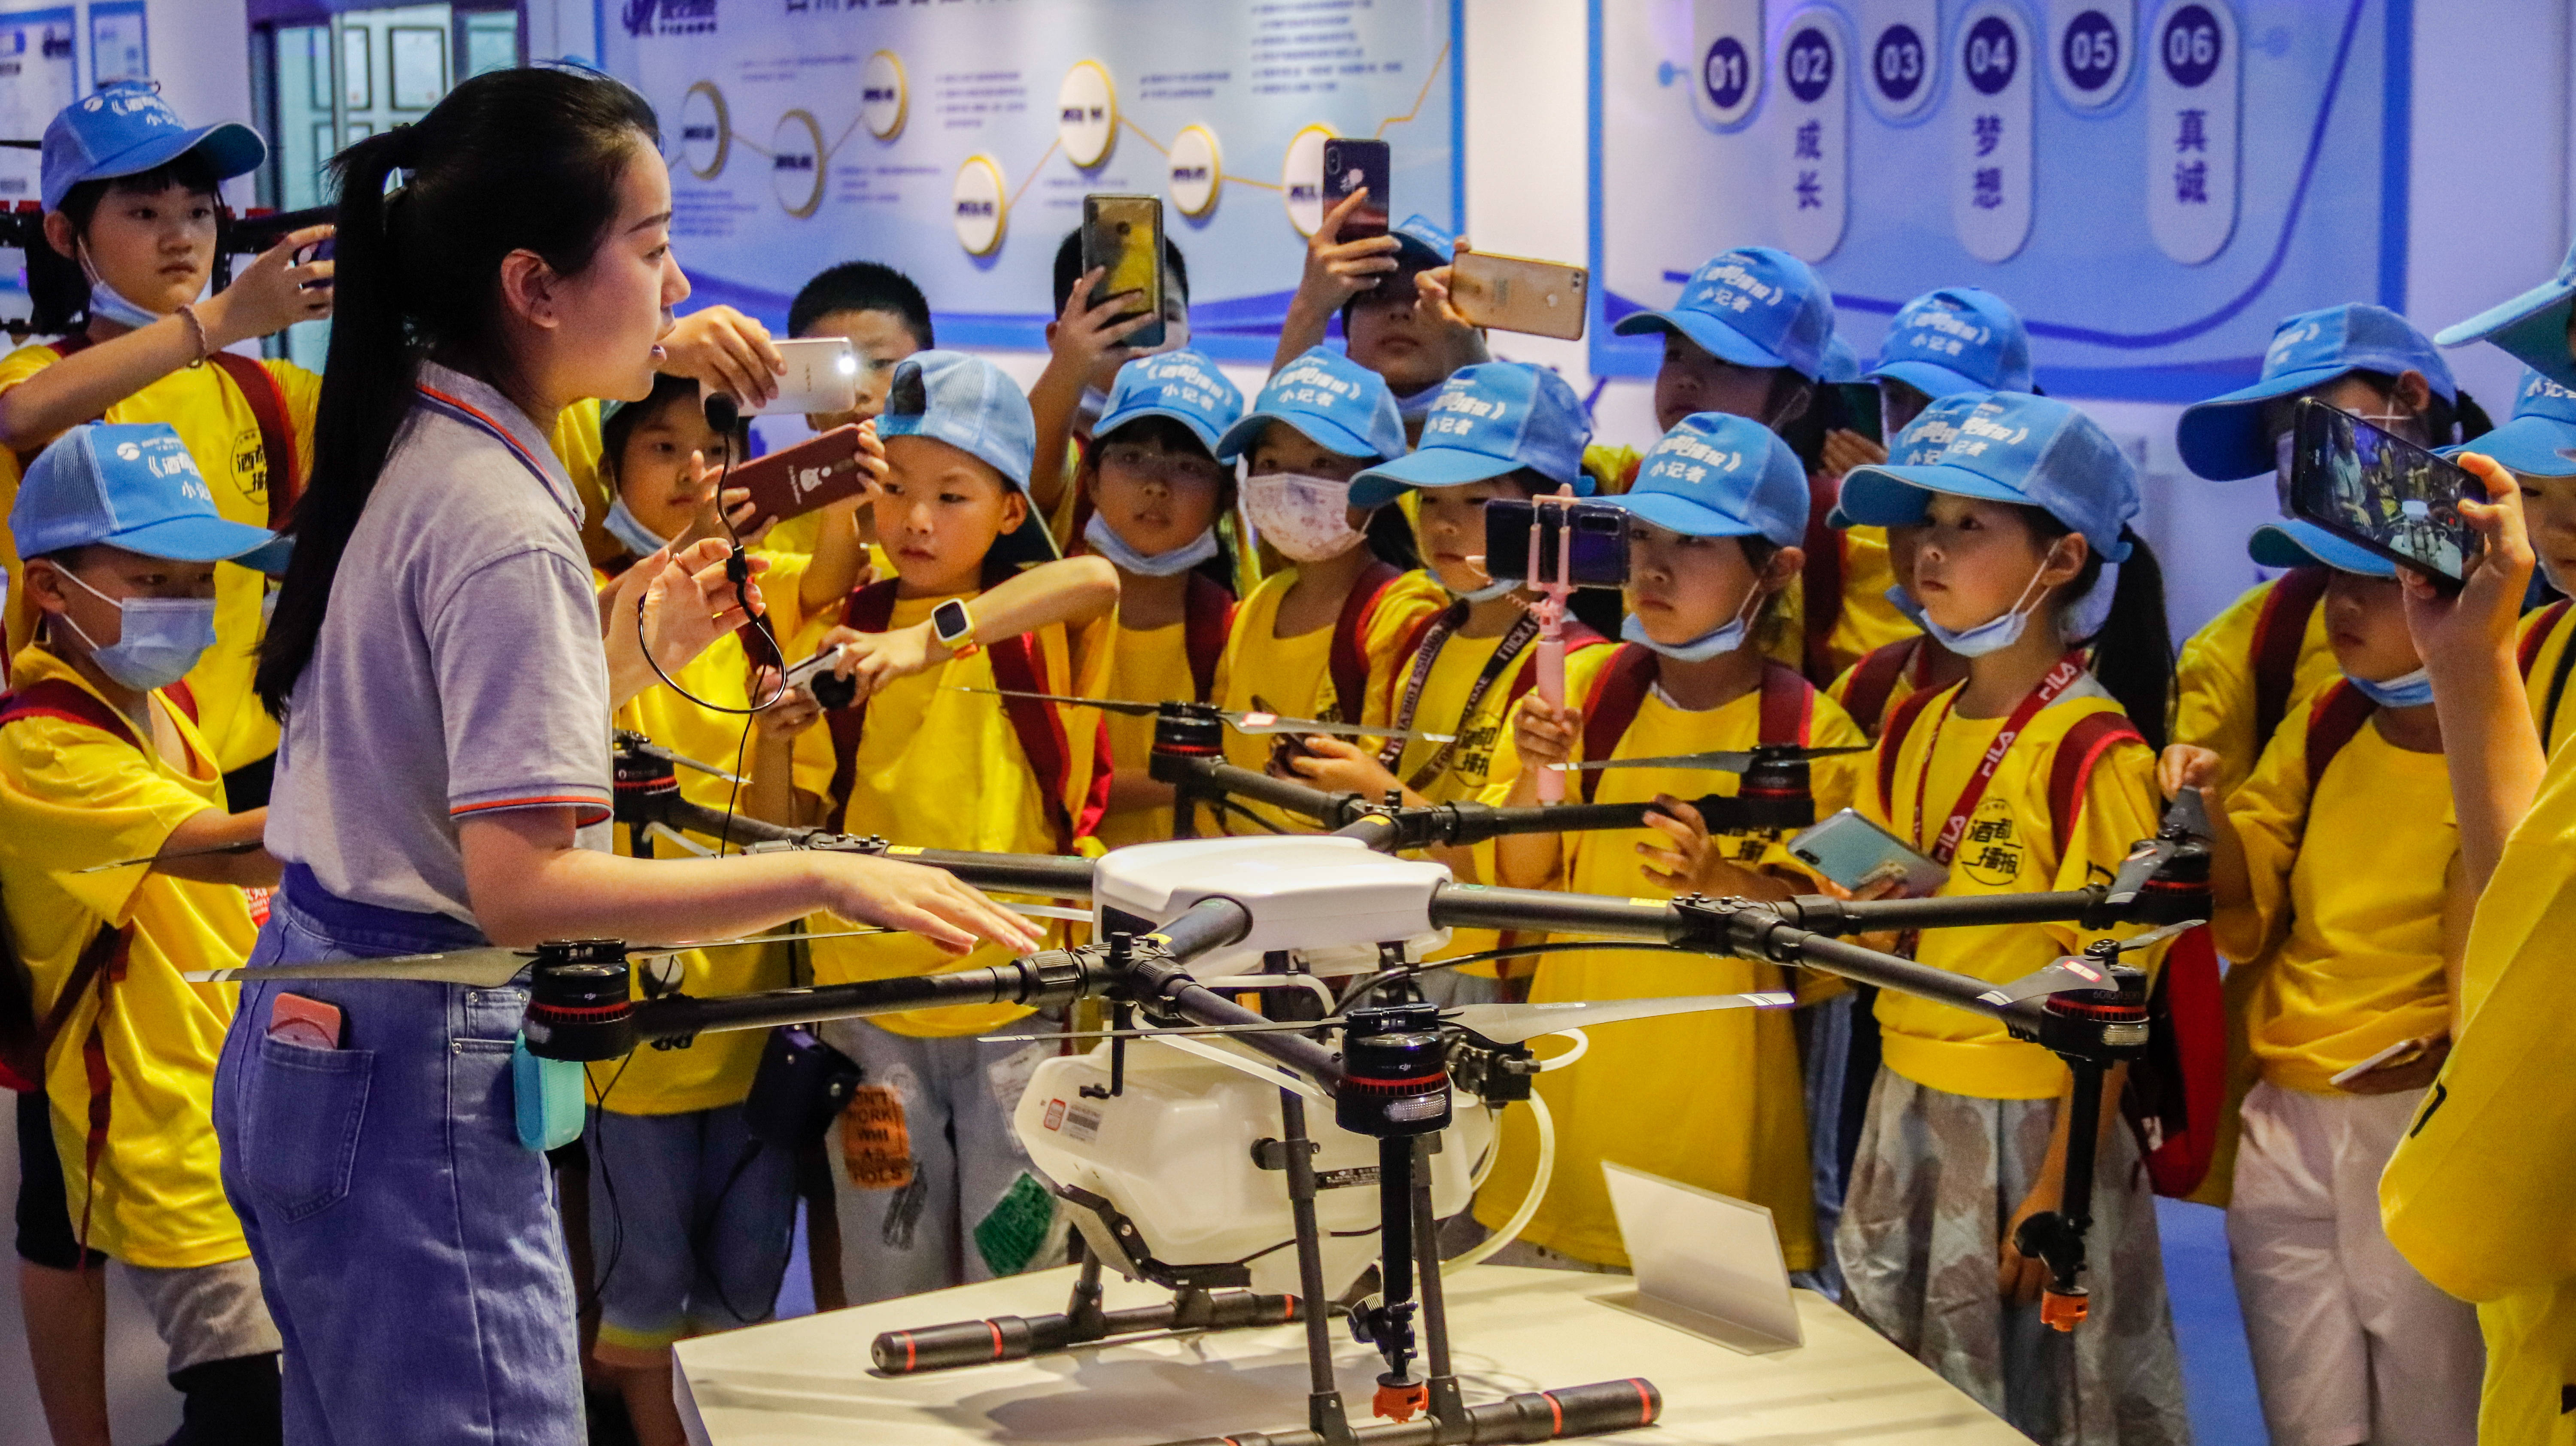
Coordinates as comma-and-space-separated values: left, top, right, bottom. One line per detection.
2347, 665, 2434, 708
1082, 510, 1220, 577
78, 241, 167, 331
603, 493, 671, 559
1619, 584, 1762, 663
58, 568, 216, 692
1886, 583, 1928, 629
1918, 545, 2068, 659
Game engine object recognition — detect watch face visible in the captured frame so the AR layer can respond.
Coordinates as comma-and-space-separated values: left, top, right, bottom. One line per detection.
933, 598, 970, 643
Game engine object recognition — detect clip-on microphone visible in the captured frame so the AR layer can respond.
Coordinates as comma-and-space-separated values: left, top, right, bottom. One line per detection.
701, 391, 783, 668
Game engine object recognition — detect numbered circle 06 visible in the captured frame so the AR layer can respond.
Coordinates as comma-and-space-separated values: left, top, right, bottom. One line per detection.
952, 154, 1007, 255
1871, 24, 1928, 108
1783, 25, 1836, 103
1963, 14, 2019, 95
770, 109, 825, 219
2160, 4, 2222, 88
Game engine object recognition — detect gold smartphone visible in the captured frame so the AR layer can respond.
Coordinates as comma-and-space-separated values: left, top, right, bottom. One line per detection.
1448, 250, 1589, 340
1081, 194, 1165, 349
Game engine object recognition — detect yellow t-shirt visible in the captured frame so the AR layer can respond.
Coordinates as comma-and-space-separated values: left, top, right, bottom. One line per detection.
1861, 677, 2167, 1100
2215, 705, 2457, 1094
1819, 526, 1916, 678
2381, 726, 2576, 1445
796, 591, 1103, 1036
2172, 574, 2341, 802
2517, 601, 2576, 760
1096, 616, 1199, 850
0, 647, 252, 1268
1468, 645, 1865, 1269
1209, 565, 1441, 832
588, 555, 826, 1113
1825, 636, 1937, 738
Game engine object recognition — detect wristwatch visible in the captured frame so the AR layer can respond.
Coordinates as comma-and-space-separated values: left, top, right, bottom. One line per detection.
931, 598, 977, 656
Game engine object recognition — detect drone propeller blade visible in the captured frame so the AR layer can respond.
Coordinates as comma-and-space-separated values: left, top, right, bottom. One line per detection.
2113, 919, 2205, 954
1975, 958, 2112, 1007
2164, 786, 2215, 843
1140, 1032, 1331, 1099
77, 839, 265, 874
185, 948, 538, 988
951, 687, 1160, 717
659, 750, 748, 786
1443, 992, 1793, 1045
1227, 710, 1453, 744
1548, 744, 1870, 774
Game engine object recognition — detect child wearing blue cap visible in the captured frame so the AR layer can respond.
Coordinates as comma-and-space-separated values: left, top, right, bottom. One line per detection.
2158, 522, 2483, 1446
2169, 304, 2491, 801
1207, 346, 1442, 830
2439, 371, 2576, 756
1470, 411, 1865, 1273
1063, 348, 1245, 847
783, 349, 1118, 1302
1830, 392, 2190, 1440
3, 422, 286, 1443
1273, 194, 1491, 438
1825, 392, 1990, 736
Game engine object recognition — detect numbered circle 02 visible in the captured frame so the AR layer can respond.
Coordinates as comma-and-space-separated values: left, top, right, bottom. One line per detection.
2058, 9, 2126, 101
1783, 25, 1836, 103
1963, 13, 2020, 96
770, 109, 825, 218
1282, 123, 1334, 236
678, 80, 729, 179
952, 154, 1007, 255
860, 50, 907, 141
1058, 60, 1117, 170
2160, 3, 2223, 88
1870, 24, 1929, 111
1167, 124, 1221, 219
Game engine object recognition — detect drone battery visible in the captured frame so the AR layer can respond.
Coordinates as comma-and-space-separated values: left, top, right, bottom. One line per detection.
511, 1039, 586, 1152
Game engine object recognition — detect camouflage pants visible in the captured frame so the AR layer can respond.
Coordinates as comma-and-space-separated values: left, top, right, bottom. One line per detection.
1836, 1068, 2193, 1445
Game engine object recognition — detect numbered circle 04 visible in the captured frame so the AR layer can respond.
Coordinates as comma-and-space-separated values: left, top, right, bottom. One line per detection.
1871, 24, 1928, 107
1168, 124, 1221, 219
2060, 10, 2123, 94
770, 109, 825, 219
1783, 25, 1836, 103
2160, 4, 2222, 88
1963, 14, 2019, 96
1058, 60, 1117, 170
1703, 35, 1754, 112
678, 81, 729, 179
952, 154, 1007, 255
860, 50, 906, 141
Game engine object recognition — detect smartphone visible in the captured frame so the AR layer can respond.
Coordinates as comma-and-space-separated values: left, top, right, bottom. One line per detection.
1835, 384, 1883, 445
2328, 1036, 2427, 1088
1482, 498, 1629, 589
729, 423, 868, 529
1081, 194, 1166, 350
783, 641, 858, 710
1320, 138, 1390, 249
701, 336, 861, 419
1448, 251, 1587, 340
267, 992, 344, 1050
2289, 397, 2478, 586
1787, 808, 1948, 895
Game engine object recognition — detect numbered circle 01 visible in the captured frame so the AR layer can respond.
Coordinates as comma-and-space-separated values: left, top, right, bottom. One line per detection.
1962, 13, 2020, 95
1282, 123, 1333, 236
861, 50, 907, 141
678, 80, 729, 179
952, 154, 1007, 255
2159, 3, 2223, 88
1168, 124, 1221, 219
771, 109, 825, 219
1058, 60, 1117, 170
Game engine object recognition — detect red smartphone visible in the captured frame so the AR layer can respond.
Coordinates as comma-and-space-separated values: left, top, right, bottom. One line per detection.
730, 424, 869, 530
267, 992, 343, 1049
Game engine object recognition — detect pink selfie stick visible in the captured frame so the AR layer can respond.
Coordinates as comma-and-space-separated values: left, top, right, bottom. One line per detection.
1531, 486, 1578, 804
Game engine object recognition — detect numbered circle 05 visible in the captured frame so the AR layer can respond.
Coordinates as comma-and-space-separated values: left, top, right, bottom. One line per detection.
1963, 14, 2019, 95
2061, 10, 2122, 94
952, 154, 1007, 255
2160, 4, 2222, 88
770, 109, 825, 219
1783, 25, 1836, 104
1872, 24, 1927, 106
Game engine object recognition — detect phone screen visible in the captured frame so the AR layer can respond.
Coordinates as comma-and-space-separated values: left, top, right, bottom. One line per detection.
1081, 194, 1165, 349
1482, 498, 1629, 589
1835, 384, 1883, 445
2290, 398, 2477, 583
1320, 138, 1389, 246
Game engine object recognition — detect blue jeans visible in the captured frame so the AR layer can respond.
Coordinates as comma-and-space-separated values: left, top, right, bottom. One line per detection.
211, 866, 580, 1445
585, 1102, 796, 1358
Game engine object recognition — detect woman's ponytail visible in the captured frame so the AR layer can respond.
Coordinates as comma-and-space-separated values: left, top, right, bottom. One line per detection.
2086, 527, 2173, 752
255, 68, 658, 716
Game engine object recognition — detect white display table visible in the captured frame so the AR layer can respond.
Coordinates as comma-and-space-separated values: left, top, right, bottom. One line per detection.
674, 1264, 2025, 1444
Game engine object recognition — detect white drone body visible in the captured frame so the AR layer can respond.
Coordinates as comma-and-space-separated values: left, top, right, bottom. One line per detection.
1087, 834, 1454, 977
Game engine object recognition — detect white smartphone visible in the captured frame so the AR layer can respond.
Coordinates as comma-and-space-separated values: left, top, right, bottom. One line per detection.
701, 336, 860, 417
1786, 808, 1949, 895
2328, 1037, 2425, 1088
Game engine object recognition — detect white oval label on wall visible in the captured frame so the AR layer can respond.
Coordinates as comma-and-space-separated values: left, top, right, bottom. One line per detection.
1953, 1, 2034, 263
2145, 0, 2237, 264
1058, 60, 1117, 170
861, 51, 908, 142
1168, 124, 1221, 219
1778, 9, 1848, 261
952, 153, 1007, 255
1689, 0, 1766, 131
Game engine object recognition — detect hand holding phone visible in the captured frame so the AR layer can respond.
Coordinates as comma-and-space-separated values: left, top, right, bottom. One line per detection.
2289, 398, 2480, 587
1447, 250, 1588, 340
1081, 194, 1166, 350
1787, 809, 1948, 895
700, 337, 861, 419
1319, 139, 1390, 283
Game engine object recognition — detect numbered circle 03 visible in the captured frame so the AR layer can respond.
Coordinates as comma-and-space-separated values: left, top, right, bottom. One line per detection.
770, 109, 825, 219
1963, 14, 2020, 95
860, 50, 907, 141
1872, 24, 1927, 106
2160, 4, 2222, 88
1783, 25, 1835, 103
2060, 9, 2123, 94
952, 154, 1007, 255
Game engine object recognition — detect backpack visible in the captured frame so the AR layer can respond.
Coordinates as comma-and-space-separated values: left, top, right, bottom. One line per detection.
1325, 561, 1404, 726
1576, 645, 1814, 804
2247, 565, 2330, 756
1880, 686, 2225, 1198
1839, 636, 1927, 738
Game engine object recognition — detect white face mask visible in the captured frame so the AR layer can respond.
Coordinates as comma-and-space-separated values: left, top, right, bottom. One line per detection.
1083, 510, 1220, 577
1243, 471, 1367, 563
603, 493, 672, 558
1619, 582, 1763, 662
78, 240, 166, 330
1920, 542, 2071, 658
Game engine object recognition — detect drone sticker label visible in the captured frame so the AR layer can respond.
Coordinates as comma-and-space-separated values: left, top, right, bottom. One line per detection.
841, 1084, 914, 1191
1959, 797, 2026, 887
1058, 1103, 1101, 1143
974, 1171, 1061, 1277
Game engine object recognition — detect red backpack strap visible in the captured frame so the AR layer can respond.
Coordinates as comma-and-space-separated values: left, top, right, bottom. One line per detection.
2302, 679, 2378, 799
2516, 598, 2569, 677
2249, 566, 2330, 753
823, 578, 903, 817
1324, 560, 1400, 724
1758, 660, 1815, 747
1504, 622, 1611, 708
1800, 472, 1844, 683
0, 677, 143, 753
207, 351, 301, 529
161, 678, 198, 726
1841, 638, 1918, 738
1874, 684, 1946, 818
1182, 573, 1235, 703
1576, 643, 1659, 804
985, 632, 1082, 851
2046, 711, 2148, 857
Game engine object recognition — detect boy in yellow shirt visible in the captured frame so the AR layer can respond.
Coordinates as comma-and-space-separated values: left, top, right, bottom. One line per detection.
2442, 370, 2576, 755
2163, 520, 2480, 1446
4, 422, 287, 1440
788, 351, 1118, 1303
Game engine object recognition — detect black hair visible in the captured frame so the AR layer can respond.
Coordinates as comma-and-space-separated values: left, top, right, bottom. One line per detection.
600, 371, 750, 487
787, 260, 933, 349
2350, 368, 2495, 449
1051, 228, 1191, 314
2019, 507, 2172, 752
256, 67, 660, 716
27, 150, 226, 336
